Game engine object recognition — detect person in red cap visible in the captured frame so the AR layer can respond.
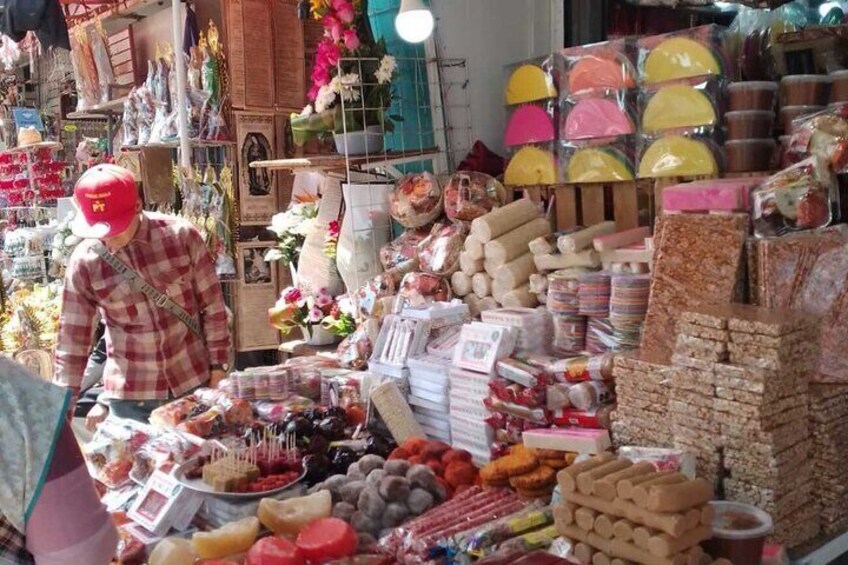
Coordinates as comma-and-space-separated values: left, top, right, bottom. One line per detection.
54, 164, 231, 428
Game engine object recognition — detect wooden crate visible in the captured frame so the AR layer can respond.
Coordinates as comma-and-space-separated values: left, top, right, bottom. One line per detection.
549, 180, 653, 232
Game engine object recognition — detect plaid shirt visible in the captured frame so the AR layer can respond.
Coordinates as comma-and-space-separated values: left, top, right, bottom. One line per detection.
55, 213, 230, 400
0, 513, 31, 565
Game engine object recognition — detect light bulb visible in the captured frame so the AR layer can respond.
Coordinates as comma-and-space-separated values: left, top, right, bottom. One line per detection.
395, 0, 434, 43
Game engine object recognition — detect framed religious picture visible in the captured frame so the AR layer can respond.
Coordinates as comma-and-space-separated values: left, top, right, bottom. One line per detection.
235, 111, 278, 225
234, 241, 281, 351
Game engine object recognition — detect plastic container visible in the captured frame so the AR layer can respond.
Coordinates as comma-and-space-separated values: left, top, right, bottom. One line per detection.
779, 75, 831, 107
728, 81, 777, 111
725, 110, 774, 140
704, 501, 773, 565
725, 139, 776, 173
830, 69, 848, 104
779, 105, 824, 133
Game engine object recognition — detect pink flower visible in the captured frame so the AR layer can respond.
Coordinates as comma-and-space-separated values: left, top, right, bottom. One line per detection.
320, 40, 341, 66
283, 286, 303, 304
307, 84, 319, 101
311, 65, 331, 87
330, 21, 344, 42
343, 29, 360, 51
328, 219, 340, 237
308, 306, 325, 323
315, 292, 334, 309
333, 0, 355, 24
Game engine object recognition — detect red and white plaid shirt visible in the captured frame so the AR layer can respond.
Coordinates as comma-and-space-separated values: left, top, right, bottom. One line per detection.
55, 213, 230, 400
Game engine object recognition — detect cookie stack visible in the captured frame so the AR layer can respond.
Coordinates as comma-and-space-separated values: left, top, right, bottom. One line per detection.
609, 352, 672, 449
675, 304, 820, 549
553, 454, 715, 565
479, 445, 561, 502
809, 384, 848, 534
667, 312, 728, 488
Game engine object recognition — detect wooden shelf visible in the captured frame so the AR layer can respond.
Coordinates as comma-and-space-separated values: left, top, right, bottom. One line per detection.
120, 139, 236, 152
69, 0, 173, 35
249, 147, 441, 173
66, 96, 129, 120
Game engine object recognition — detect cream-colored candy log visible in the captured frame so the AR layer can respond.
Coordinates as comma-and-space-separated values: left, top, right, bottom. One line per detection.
535, 250, 600, 271
464, 294, 481, 317
485, 218, 551, 264
472, 272, 493, 299
478, 297, 498, 312
501, 284, 537, 308
484, 259, 501, 277
459, 251, 484, 276
492, 279, 509, 303
494, 252, 536, 289
593, 226, 651, 252
451, 271, 472, 297
529, 273, 548, 294
529, 233, 557, 255
558, 221, 616, 253
470, 198, 540, 242
465, 235, 485, 260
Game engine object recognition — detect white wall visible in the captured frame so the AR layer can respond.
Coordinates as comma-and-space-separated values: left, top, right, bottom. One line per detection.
431, 0, 563, 158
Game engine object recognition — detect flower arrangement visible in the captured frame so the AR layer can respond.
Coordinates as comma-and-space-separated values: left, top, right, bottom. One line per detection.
322, 295, 357, 337
268, 285, 336, 335
0, 284, 62, 353
264, 198, 319, 266
291, 0, 400, 145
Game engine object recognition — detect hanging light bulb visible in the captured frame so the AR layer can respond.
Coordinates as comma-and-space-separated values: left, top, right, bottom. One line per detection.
395, 0, 435, 43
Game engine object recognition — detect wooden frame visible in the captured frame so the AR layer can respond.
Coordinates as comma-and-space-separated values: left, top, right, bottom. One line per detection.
235, 111, 278, 225
234, 241, 281, 352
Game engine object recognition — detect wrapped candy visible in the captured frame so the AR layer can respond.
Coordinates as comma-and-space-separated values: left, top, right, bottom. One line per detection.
787, 103, 848, 172
379, 229, 428, 273
418, 221, 466, 276
336, 319, 378, 370
752, 157, 834, 237
394, 272, 452, 313
443, 171, 507, 222
354, 272, 400, 318
389, 172, 443, 228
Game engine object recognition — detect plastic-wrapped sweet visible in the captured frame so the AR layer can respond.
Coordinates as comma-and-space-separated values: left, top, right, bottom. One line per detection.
638, 25, 728, 85
561, 39, 636, 96
394, 272, 452, 313
354, 273, 400, 319
379, 229, 428, 273
390, 172, 443, 228
787, 103, 848, 173
443, 171, 506, 222
752, 157, 834, 237
418, 221, 466, 276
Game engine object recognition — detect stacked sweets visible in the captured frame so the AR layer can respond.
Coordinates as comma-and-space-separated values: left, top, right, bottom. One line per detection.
809, 384, 848, 534
610, 353, 672, 449
553, 454, 716, 565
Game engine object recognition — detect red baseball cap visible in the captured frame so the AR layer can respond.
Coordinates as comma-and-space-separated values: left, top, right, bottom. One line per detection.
72, 164, 140, 239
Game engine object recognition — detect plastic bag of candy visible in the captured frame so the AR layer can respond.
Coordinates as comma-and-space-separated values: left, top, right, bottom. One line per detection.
443, 171, 507, 222
389, 172, 443, 228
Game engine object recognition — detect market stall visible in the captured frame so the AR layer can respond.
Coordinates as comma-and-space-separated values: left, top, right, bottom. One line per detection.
6, 0, 848, 564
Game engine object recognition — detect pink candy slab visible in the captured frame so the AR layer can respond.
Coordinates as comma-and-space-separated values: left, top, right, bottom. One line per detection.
504, 105, 556, 146
662, 177, 765, 212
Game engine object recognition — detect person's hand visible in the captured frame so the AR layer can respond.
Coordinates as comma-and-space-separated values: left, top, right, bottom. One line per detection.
86, 404, 109, 431
210, 369, 226, 388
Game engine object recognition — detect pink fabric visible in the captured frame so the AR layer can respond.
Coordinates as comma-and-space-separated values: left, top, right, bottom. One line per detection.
26, 424, 116, 564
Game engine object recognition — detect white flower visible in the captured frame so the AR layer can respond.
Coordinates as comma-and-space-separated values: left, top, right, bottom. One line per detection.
64, 235, 81, 247
376, 55, 397, 84
292, 217, 316, 237
300, 104, 314, 117
314, 84, 337, 113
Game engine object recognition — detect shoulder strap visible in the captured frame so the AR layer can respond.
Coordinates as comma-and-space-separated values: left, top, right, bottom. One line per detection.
92, 242, 203, 339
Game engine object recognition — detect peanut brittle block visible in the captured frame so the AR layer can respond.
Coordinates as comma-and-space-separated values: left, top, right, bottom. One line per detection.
676, 321, 729, 341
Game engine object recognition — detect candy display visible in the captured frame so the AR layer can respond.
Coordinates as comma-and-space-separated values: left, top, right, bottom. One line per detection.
640, 82, 719, 134
505, 104, 557, 146
505, 62, 558, 105
418, 221, 466, 276
563, 97, 635, 141
639, 26, 726, 85
389, 172, 443, 228
504, 145, 558, 185
638, 135, 720, 178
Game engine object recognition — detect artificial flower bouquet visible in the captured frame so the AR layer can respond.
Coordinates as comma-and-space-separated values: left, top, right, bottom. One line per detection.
268, 285, 337, 335
291, 0, 400, 145
263, 198, 320, 266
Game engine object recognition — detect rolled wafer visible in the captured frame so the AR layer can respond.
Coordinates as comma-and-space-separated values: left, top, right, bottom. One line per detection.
577, 459, 633, 495
472, 272, 493, 299
612, 519, 634, 542
576, 542, 597, 564
576, 506, 599, 532
632, 473, 688, 509
594, 513, 616, 540
451, 271, 472, 297
594, 462, 655, 501
645, 479, 714, 513
471, 198, 540, 242
495, 252, 536, 289
465, 235, 484, 260
558, 453, 616, 493
558, 222, 616, 253
608, 496, 691, 538
464, 294, 481, 317
460, 251, 484, 276
648, 526, 711, 558
558, 522, 689, 565
529, 234, 557, 255
617, 471, 672, 501
593, 553, 612, 565
633, 526, 658, 550
478, 297, 498, 312
553, 503, 575, 527
485, 218, 551, 264
501, 284, 538, 308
